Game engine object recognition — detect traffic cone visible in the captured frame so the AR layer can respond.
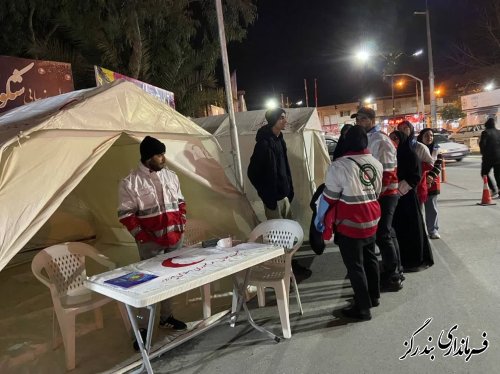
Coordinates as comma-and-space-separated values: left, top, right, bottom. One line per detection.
477, 175, 497, 206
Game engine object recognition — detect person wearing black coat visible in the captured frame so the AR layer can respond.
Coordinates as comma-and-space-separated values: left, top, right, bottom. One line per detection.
390, 130, 434, 271
248, 108, 294, 219
479, 117, 500, 195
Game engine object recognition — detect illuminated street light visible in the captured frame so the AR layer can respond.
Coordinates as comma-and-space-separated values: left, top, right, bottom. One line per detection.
364, 97, 373, 104
396, 79, 405, 88
265, 98, 278, 109
484, 82, 495, 91
434, 88, 443, 97
412, 49, 424, 56
296, 100, 303, 106
355, 49, 370, 63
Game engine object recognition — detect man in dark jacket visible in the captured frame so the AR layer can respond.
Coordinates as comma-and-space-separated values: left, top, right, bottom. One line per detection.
248, 107, 294, 219
479, 117, 500, 196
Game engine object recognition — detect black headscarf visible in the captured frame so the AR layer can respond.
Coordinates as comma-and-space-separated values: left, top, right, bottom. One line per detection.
417, 128, 435, 154
485, 117, 496, 129
332, 124, 354, 160
392, 130, 421, 187
339, 125, 368, 155
398, 120, 416, 149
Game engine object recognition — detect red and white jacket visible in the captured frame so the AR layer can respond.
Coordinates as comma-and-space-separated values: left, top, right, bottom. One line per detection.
367, 127, 398, 197
118, 163, 186, 248
322, 150, 383, 239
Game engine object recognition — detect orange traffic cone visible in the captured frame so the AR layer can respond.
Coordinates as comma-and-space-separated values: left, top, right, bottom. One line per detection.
477, 175, 497, 206
441, 158, 447, 183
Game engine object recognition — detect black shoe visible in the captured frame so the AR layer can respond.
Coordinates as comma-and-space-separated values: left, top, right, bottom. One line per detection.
292, 260, 313, 276
340, 305, 372, 321
132, 328, 148, 352
159, 315, 187, 331
371, 298, 380, 307
380, 279, 403, 292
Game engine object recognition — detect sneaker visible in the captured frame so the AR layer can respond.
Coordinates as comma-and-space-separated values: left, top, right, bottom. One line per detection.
340, 305, 372, 321
429, 232, 441, 239
132, 328, 148, 351
159, 315, 187, 331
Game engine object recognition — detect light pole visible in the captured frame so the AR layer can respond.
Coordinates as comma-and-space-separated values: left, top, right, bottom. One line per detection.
415, 0, 437, 127
215, 0, 243, 191
385, 73, 425, 123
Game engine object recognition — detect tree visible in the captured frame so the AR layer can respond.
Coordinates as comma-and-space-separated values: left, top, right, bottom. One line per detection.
448, 0, 500, 69
440, 103, 465, 121
0, 0, 257, 116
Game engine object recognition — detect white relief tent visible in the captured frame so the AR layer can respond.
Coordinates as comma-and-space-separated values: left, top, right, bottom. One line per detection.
193, 108, 330, 235
0, 80, 258, 271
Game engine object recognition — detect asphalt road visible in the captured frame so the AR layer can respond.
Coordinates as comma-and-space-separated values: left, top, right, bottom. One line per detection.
148, 155, 499, 374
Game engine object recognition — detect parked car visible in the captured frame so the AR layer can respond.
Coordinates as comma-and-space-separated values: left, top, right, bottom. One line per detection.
434, 134, 470, 161
324, 134, 338, 161
449, 124, 485, 142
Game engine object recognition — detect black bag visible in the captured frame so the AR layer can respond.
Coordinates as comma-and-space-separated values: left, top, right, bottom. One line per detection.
309, 184, 326, 255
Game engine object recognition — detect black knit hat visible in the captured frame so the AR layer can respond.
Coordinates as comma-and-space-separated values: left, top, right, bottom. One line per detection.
265, 108, 286, 126
140, 136, 166, 162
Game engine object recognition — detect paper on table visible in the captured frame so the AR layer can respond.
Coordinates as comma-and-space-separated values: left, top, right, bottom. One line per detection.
216, 237, 233, 248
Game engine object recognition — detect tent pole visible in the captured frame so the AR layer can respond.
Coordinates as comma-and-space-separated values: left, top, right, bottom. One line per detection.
215, 0, 244, 192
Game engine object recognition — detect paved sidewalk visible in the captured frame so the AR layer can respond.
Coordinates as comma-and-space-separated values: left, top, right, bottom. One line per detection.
148, 157, 499, 374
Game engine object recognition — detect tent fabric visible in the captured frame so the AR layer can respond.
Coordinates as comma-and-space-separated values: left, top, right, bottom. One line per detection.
0, 80, 258, 271
193, 108, 330, 235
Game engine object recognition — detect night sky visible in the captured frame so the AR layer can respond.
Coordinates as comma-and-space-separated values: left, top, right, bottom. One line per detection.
227, 0, 476, 110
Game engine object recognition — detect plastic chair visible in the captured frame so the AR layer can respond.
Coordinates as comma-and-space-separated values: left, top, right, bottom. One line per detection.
183, 219, 217, 318
245, 219, 304, 339
31, 242, 131, 370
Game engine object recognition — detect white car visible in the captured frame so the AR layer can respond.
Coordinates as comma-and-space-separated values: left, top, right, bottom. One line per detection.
449, 124, 485, 142
434, 134, 470, 161
324, 134, 339, 161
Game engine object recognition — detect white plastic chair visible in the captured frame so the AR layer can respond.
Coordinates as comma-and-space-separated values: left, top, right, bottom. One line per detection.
31, 242, 130, 370
246, 219, 304, 339
183, 219, 217, 318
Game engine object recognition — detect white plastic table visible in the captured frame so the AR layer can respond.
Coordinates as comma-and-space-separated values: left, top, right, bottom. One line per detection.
85, 242, 284, 374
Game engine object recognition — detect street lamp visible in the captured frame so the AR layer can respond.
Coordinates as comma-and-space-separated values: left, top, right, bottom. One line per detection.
484, 82, 495, 91
265, 98, 278, 109
415, 0, 437, 127
385, 73, 425, 123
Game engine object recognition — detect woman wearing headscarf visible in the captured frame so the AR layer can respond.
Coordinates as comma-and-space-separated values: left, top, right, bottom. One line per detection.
390, 130, 434, 271
332, 123, 354, 160
315, 125, 383, 320
417, 128, 443, 239
397, 121, 434, 206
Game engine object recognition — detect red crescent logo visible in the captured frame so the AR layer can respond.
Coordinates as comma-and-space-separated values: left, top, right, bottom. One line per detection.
162, 256, 205, 268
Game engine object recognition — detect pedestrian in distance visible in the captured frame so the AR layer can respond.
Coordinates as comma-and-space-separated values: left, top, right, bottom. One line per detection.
315, 125, 383, 321
479, 117, 500, 197
353, 107, 403, 292
118, 135, 188, 350
248, 107, 294, 219
417, 128, 444, 239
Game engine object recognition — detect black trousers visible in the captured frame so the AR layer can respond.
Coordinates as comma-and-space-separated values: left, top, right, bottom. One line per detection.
376, 195, 402, 280
481, 162, 500, 193
337, 234, 380, 310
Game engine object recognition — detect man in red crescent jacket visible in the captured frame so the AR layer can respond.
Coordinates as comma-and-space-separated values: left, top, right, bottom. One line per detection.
118, 136, 187, 349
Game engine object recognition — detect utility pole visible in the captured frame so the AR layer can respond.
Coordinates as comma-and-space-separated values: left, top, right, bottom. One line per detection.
215, 0, 243, 191
314, 78, 318, 107
304, 79, 309, 107
415, 0, 437, 127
